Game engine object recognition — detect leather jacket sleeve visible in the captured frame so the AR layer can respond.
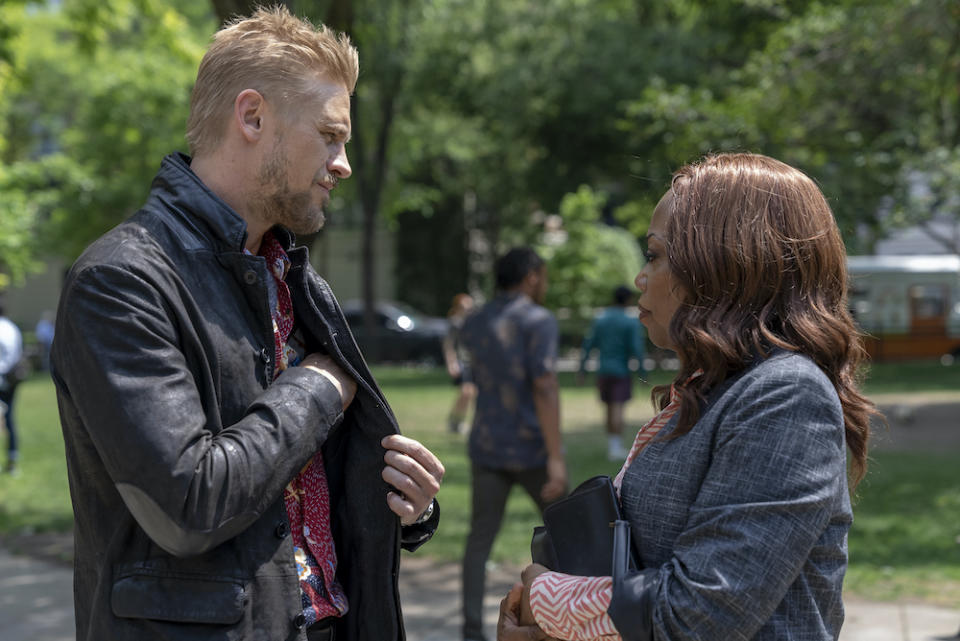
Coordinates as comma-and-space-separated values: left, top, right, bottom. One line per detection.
400, 499, 439, 552
55, 263, 344, 557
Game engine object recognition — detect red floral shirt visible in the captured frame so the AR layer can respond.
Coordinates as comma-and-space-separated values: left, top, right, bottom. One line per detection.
257, 232, 348, 625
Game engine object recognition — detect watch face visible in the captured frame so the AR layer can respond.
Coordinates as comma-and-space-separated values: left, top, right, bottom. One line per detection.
416, 500, 435, 523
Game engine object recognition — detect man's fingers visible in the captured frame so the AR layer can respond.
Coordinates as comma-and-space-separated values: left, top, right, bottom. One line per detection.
381, 436, 444, 525
384, 490, 420, 524
382, 450, 441, 503
381, 434, 445, 481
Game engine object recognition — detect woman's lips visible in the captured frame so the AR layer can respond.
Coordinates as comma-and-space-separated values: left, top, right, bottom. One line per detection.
637, 304, 650, 321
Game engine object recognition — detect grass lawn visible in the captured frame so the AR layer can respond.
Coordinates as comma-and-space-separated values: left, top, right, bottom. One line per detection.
1, 359, 958, 604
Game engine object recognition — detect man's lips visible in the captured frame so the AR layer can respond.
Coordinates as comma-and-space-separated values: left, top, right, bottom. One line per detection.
317, 177, 338, 192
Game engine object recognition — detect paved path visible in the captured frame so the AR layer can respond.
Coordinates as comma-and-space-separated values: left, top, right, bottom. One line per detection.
2, 546, 957, 641
0, 546, 75, 641
870, 393, 960, 451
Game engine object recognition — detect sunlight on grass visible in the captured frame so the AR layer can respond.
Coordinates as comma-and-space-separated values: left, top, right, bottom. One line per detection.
0, 376, 73, 534
845, 451, 960, 605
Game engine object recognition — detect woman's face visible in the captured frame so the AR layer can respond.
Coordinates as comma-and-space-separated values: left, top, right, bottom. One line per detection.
635, 192, 686, 352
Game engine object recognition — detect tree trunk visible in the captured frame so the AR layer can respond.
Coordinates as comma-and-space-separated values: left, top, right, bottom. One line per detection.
340, 0, 408, 361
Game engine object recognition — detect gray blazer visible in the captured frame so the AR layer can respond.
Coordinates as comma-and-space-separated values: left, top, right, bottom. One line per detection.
611, 350, 850, 640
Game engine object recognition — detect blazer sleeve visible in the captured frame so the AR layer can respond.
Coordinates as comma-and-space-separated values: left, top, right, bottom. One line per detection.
609, 363, 848, 640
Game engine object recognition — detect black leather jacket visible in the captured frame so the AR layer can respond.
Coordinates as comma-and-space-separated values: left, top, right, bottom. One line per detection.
51, 153, 437, 641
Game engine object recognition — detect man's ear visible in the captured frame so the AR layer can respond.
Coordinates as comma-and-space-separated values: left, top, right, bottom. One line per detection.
234, 89, 266, 142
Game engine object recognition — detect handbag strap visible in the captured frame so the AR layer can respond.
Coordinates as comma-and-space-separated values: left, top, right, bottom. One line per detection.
611, 519, 631, 585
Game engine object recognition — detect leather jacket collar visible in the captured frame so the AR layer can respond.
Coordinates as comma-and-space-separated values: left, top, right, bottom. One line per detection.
150, 153, 252, 253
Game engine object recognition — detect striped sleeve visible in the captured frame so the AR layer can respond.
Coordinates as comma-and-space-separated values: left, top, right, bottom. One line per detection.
529, 571, 621, 641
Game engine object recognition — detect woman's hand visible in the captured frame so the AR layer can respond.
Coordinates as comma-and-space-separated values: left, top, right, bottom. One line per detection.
519, 563, 551, 625
497, 583, 548, 641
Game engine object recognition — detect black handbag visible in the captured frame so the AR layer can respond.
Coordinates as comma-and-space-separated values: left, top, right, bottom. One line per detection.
530, 475, 639, 576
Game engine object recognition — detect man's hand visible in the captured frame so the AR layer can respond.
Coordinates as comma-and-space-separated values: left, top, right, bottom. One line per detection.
300, 353, 357, 410
446, 360, 462, 380
497, 583, 548, 641
381, 434, 444, 525
540, 455, 567, 502
531, 372, 565, 502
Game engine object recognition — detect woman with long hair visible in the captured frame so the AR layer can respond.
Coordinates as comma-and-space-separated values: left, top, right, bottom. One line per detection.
498, 153, 875, 641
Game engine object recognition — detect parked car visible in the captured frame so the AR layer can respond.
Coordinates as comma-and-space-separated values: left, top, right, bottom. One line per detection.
340, 300, 448, 365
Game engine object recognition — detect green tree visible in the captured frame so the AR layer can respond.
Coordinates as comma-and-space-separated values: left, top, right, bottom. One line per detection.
0, 0, 214, 288
538, 186, 643, 335
620, 0, 960, 251
0, 2, 41, 288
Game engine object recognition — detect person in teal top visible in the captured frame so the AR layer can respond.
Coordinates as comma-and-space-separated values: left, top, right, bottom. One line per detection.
578, 285, 646, 460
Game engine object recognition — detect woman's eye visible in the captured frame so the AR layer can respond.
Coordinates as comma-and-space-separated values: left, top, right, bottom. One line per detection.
643, 251, 656, 262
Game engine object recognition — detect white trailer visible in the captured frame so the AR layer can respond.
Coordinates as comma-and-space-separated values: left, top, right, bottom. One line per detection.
847, 255, 960, 362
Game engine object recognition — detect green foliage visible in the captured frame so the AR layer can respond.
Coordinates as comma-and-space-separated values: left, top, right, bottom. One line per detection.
3, 0, 958, 302
0, 163, 45, 289
0, 0, 214, 279
539, 186, 644, 318
714, 0, 959, 249
892, 146, 960, 253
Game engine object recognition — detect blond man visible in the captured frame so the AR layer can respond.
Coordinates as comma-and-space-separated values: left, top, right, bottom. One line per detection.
51, 8, 443, 641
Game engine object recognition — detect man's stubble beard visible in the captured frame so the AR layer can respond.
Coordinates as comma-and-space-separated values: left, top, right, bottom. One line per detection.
253, 138, 327, 235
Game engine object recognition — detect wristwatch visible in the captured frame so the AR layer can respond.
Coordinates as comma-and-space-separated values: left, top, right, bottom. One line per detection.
413, 499, 436, 525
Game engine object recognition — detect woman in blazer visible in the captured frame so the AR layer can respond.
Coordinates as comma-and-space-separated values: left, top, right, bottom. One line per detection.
499, 153, 875, 641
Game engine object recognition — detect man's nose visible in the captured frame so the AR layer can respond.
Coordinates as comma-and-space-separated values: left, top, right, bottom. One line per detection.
329, 145, 351, 179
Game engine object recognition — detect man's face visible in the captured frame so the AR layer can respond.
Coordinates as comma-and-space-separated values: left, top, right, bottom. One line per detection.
253, 77, 352, 235
531, 266, 548, 304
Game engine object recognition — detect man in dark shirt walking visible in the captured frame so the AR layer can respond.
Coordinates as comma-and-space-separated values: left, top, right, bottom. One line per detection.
459, 247, 567, 641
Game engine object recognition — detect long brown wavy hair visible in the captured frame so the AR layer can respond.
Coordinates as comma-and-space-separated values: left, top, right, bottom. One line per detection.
652, 153, 874, 487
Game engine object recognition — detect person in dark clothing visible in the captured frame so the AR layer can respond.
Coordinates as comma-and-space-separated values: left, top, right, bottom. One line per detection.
459, 247, 568, 641
50, 8, 443, 641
